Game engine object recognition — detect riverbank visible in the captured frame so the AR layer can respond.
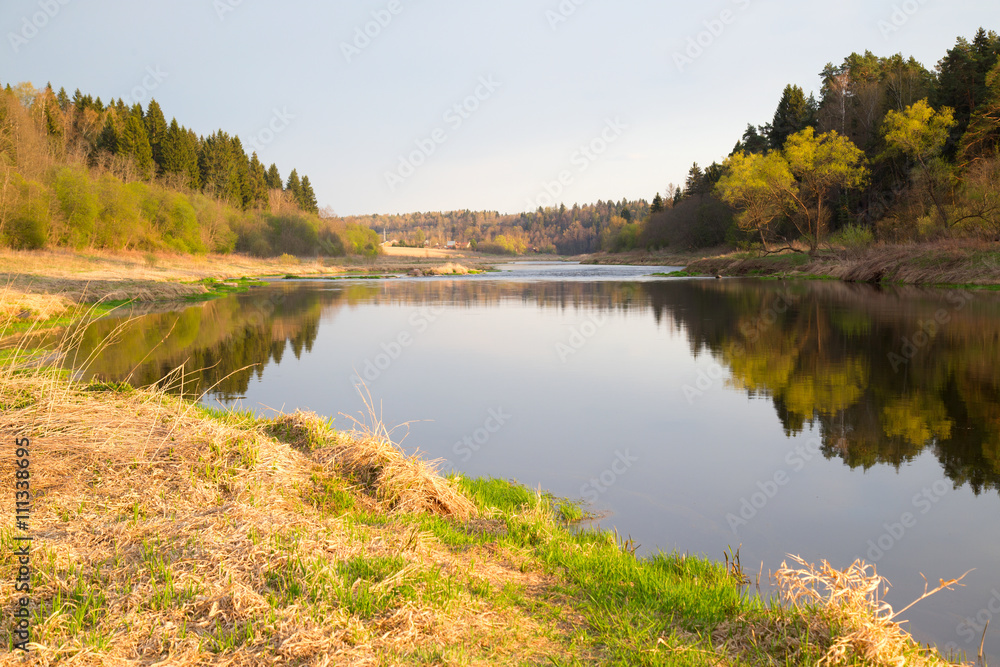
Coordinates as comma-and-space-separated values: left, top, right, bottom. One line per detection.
0, 309, 972, 664
587, 242, 1000, 287
0, 249, 502, 306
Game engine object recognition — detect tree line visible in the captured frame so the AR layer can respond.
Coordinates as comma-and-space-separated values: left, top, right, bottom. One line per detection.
0, 80, 381, 257
338, 199, 651, 256
642, 28, 1000, 253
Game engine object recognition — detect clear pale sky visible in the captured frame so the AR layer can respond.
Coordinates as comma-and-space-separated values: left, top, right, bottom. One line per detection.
2, 0, 996, 215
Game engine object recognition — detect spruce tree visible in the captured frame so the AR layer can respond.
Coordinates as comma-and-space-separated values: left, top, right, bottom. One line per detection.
265, 163, 282, 189
300, 176, 319, 214
769, 84, 816, 150
56, 87, 69, 110
183, 129, 201, 190
97, 112, 119, 154
118, 114, 155, 179
651, 193, 665, 213
286, 169, 302, 204
144, 99, 168, 172
247, 153, 269, 209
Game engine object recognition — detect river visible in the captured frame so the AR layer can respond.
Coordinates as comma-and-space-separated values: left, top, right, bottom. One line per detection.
72, 262, 1000, 659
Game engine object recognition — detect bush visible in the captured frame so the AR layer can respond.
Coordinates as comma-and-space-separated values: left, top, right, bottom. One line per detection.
478, 234, 525, 255
93, 173, 143, 249
832, 223, 875, 248
52, 166, 99, 248
343, 223, 382, 259
4, 175, 50, 249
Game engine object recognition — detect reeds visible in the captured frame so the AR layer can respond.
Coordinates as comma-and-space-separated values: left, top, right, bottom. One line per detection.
773, 555, 969, 667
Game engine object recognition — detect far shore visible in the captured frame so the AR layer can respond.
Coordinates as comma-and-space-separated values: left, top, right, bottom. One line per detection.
3, 240, 999, 317
581, 240, 1000, 288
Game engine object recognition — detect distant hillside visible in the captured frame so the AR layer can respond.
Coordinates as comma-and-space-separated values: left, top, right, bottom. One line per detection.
339, 199, 650, 256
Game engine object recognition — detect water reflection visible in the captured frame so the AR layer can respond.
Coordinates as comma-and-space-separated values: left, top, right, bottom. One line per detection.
73, 278, 1000, 495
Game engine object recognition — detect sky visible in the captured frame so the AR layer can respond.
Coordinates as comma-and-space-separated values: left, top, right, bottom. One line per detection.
2, 0, 997, 216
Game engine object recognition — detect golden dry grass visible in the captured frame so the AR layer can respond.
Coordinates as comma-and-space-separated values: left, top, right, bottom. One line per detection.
0, 287, 71, 322
0, 361, 559, 664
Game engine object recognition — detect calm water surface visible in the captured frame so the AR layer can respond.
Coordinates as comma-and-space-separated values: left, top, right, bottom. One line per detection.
76, 262, 1000, 658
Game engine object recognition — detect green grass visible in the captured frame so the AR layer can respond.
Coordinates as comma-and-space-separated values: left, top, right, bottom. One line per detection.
652, 270, 705, 277
183, 277, 267, 302
283, 274, 396, 280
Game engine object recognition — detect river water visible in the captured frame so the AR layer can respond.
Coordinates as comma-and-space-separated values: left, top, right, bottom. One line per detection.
73, 262, 1000, 659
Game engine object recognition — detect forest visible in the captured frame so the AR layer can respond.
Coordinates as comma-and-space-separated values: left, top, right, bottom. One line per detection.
2, 28, 997, 259
0, 81, 380, 258
650, 27, 1000, 253
347, 28, 1000, 256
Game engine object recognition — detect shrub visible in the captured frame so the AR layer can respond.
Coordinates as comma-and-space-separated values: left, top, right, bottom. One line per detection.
52, 166, 99, 248
3, 174, 50, 249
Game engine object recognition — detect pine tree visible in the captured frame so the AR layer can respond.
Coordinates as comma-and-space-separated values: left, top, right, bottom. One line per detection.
247, 153, 269, 209
769, 84, 816, 150
228, 136, 251, 208
118, 114, 155, 179
56, 87, 69, 111
651, 193, 665, 213
286, 169, 302, 203
144, 99, 168, 172
684, 163, 706, 198
299, 175, 319, 214
183, 129, 201, 190
161, 118, 195, 179
97, 112, 119, 154
265, 163, 282, 189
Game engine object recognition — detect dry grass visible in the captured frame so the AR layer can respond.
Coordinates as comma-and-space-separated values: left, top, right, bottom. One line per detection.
0, 287, 71, 322
267, 410, 476, 519
0, 330, 556, 664
712, 556, 969, 666
773, 556, 967, 667
0, 250, 501, 304
423, 263, 471, 276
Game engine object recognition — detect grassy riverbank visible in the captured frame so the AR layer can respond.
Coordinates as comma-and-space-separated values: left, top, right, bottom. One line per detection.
591, 241, 1000, 287
0, 249, 502, 306
0, 307, 973, 665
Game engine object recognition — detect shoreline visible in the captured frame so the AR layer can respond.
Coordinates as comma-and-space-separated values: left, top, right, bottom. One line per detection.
0, 266, 976, 664
582, 241, 1000, 288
